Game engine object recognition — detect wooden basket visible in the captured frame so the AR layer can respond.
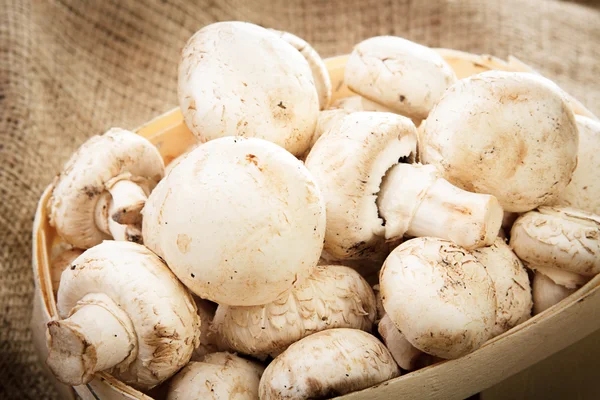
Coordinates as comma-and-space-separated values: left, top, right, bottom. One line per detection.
31, 52, 600, 400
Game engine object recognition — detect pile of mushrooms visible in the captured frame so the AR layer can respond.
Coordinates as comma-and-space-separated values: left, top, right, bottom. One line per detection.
44, 20, 599, 399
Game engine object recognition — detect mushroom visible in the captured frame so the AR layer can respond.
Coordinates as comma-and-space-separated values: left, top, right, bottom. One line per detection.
142, 136, 326, 306
178, 21, 319, 157
510, 207, 600, 276
48, 128, 164, 248
345, 36, 457, 121
531, 270, 587, 315
46, 241, 200, 389
50, 248, 83, 298
471, 238, 532, 337
259, 328, 399, 399
191, 297, 220, 360
379, 237, 496, 359
269, 29, 332, 110
305, 112, 502, 260
213, 265, 376, 358
551, 115, 600, 214
378, 314, 423, 370
419, 71, 579, 213
167, 352, 264, 400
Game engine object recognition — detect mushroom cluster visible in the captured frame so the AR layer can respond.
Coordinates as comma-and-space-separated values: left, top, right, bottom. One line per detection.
44, 21, 599, 399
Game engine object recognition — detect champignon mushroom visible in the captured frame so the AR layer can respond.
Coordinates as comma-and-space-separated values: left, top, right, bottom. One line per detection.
178, 21, 319, 157
378, 314, 423, 370
269, 29, 332, 110
305, 112, 502, 259
531, 271, 578, 315
380, 237, 496, 359
143, 136, 326, 306
419, 71, 579, 213
345, 36, 457, 121
510, 207, 600, 276
259, 328, 399, 399
46, 241, 200, 389
551, 116, 600, 214
50, 248, 83, 298
48, 128, 164, 248
471, 238, 532, 337
213, 265, 376, 358
191, 297, 220, 360
167, 352, 264, 400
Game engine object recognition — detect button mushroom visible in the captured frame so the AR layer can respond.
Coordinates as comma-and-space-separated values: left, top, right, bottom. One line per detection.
46, 241, 200, 389
380, 237, 496, 359
50, 248, 83, 298
305, 111, 502, 260
167, 352, 264, 400
48, 128, 164, 248
269, 29, 332, 110
191, 297, 220, 360
178, 21, 319, 157
510, 207, 600, 276
378, 314, 424, 371
259, 328, 399, 399
345, 36, 457, 121
142, 136, 326, 306
419, 71, 579, 213
531, 268, 590, 315
550, 115, 600, 214
471, 238, 532, 337
213, 265, 376, 358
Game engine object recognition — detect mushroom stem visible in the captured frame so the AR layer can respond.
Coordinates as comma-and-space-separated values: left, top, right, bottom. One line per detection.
94, 188, 144, 244
377, 163, 503, 249
46, 293, 136, 386
532, 271, 577, 315
107, 179, 147, 225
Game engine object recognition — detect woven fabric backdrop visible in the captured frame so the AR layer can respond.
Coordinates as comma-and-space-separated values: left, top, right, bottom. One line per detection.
1, 0, 599, 398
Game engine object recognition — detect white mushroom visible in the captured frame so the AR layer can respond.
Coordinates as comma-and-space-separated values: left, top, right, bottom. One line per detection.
167, 352, 264, 400
471, 238, 532, 337
305, 112, 502, 259
191, 297, 220, 360
380, 237, 496, 359
178, 21, 319, 157
259, 328, 399, 399
551, 116, 600, 214
46, 241, 200, 389
419, 71, 578, 213
531, 271, 577, 315
345, 36, 457, 121
143, 136, 326, 306
50, 248, 83, 298
213, 265, 376, 358
510, 207, 600, 276
378, 314, 423, 370
48, 128, 164, 248
269, 29, 332, 110
529, 265, 590, 289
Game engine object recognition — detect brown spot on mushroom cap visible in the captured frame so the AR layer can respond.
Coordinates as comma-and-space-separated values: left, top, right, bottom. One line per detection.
177, 234, 191, 254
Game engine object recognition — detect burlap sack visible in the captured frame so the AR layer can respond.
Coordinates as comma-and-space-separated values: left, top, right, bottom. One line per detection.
1, 0, 598, 398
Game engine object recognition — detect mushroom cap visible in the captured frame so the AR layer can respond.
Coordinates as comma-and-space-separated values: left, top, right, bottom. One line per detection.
305, 112, 417, 259
510, 206, 600, 276
48, 128, 164, 248
551, 116, 600, 214
191, 297, 219, 360
471, 238, 532, 337
142, 136, 326, 306
269, 29, 332, 110
57, 241, 200, 389
50, 249, 84, 297
530, 265, 590, 290
378, 314, 423, 370
259, 328, 399, 399
213, 265, 376, 358
380, 237, 496, 359
330, 96, 396, 113
178, 21, 319, 156
419, 71, 578, 213
167, 352, 264, 400
532, 271, 577, 315
345, 36, 457, 121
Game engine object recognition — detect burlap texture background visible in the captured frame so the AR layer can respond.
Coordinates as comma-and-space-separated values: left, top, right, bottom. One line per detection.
1, 0, 599, 398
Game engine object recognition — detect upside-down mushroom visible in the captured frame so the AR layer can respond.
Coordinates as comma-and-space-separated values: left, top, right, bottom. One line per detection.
46, 241, 200, 389
48, 128, 164, 248
143, 136, 326, 306
167, 352, 264, 400
259, 329, 399, 399
419, 71, 578, 213
178, 21, 319, 157
380, 237, 496, 359
213, 265, 376, 358
305, 112, 502, 260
